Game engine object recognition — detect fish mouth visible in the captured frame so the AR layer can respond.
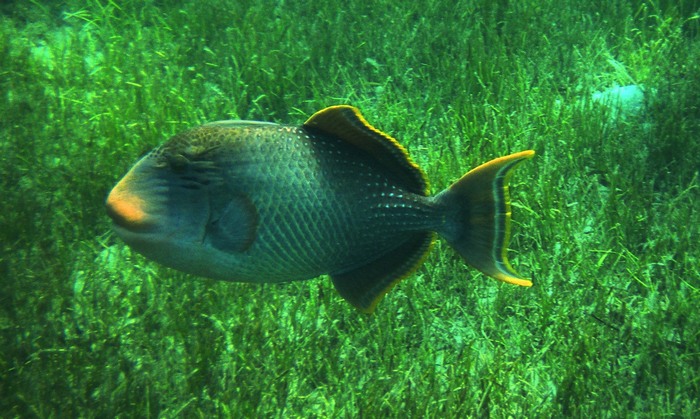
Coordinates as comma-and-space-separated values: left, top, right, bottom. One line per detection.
106, 183, 157, 232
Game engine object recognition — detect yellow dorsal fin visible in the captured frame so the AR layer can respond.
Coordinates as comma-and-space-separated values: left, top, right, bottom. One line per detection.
304, 106, 429, 195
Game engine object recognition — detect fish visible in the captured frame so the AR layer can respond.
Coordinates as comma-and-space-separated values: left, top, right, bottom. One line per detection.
106, 105, 534, 312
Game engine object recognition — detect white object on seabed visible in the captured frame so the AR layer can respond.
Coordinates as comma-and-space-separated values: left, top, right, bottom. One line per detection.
591, 84, 653, 121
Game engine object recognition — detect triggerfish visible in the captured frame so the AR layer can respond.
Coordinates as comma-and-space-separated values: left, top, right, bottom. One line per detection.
106, 106, 534, 312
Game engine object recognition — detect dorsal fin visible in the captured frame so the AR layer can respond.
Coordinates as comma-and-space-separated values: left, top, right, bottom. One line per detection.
303, 106, 429, 196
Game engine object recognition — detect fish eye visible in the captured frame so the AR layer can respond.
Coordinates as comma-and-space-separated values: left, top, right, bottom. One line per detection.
167, 153, 190, 172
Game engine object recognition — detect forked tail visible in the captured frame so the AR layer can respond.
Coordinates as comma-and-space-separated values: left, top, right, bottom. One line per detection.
435, 150, 535, 286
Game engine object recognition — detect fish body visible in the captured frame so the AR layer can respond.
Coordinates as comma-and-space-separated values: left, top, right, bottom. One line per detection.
107, 106, 533, 312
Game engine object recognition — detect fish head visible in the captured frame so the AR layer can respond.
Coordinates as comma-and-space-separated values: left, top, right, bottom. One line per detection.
106, 134, 223, 266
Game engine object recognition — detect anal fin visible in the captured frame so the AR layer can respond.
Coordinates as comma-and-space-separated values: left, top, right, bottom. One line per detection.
331, 232, 434, 313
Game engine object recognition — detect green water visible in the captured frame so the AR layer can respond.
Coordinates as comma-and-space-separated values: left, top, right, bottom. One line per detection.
2, 0, 699, 416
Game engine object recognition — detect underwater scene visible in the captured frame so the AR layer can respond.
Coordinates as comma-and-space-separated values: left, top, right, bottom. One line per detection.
2, 0, 699, 417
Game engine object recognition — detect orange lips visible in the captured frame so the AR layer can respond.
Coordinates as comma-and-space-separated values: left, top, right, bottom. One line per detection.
106, 172, 148, 229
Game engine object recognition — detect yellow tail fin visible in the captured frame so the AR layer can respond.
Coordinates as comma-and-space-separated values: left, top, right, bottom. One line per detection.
436, 150, 534, 286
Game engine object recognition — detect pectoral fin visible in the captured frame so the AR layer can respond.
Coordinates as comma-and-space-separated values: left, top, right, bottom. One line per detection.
206, 194, 258, 253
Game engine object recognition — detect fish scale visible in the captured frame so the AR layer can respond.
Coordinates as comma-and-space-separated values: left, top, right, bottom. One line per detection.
232, 127, 436, 280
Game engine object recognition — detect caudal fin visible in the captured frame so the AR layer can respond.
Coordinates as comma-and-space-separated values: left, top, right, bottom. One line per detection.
435, 150, 535, 286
